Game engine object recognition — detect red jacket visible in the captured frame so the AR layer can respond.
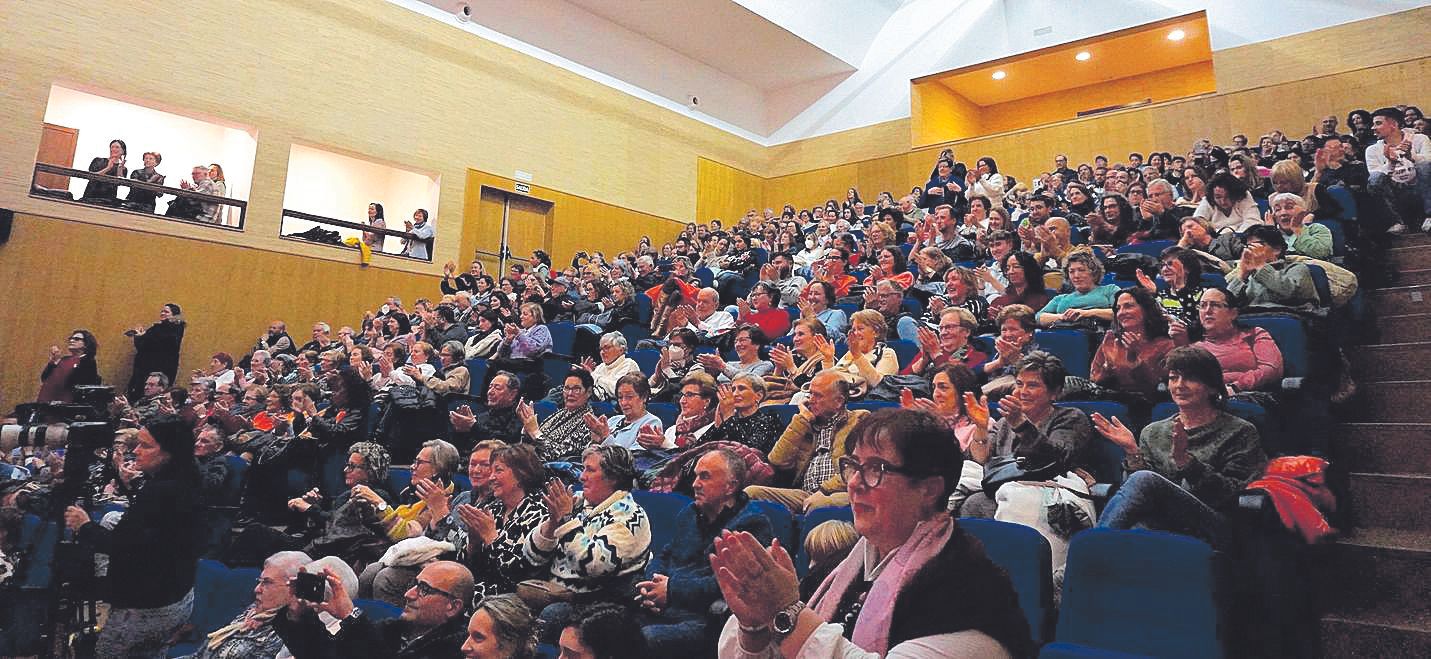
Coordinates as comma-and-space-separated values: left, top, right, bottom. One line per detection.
1246, 456, 1338, 544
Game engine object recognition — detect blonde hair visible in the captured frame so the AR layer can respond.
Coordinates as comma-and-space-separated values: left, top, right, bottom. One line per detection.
804, 520, 858, 574
849, 309, 888, 340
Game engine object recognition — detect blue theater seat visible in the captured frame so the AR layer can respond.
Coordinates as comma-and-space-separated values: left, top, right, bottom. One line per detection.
960, 518, 1055, 646
1033, 329, 1093, 378
1053, 529, 1222, 659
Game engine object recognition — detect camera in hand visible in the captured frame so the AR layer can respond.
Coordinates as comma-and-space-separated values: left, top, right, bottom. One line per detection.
293, 571, 327, 602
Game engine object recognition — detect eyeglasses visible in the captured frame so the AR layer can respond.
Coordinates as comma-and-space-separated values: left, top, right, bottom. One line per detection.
678, 391, 704, 398
342, 463, 366, 471
413, 579, 459, 601
68, 336, 85, 341
411, 457, 434, 466
838, 456, 922, 489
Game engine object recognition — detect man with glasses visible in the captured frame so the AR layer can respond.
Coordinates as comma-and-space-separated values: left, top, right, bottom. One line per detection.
275, 560, 474, 658
180, 551, 313, 659
865, 279, 919, 342
746, 371, 868, 513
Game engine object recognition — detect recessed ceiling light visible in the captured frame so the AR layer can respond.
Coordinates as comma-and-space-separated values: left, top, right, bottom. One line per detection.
992, 70, 1007, 80
1075, 51, 1091, 61
1167, 29, 1186, 41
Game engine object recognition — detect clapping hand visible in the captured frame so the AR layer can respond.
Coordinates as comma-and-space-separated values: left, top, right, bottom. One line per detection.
1170, 416, 1191, 469
796, 297, 816, 319
711, 531, 800, 632
449, 404, 477, 432
916, 325, 941, 357
927, 295, 948, 314
812, 334, 837, 364
635, 573, 670, 613
1169, 318, 1189, 343
636, 423, 665, 450
736, 297, 752, 317
457, 504, 498, 544
579, 356, 597, 372
1090, 412, 1138, 451
716, 383, 737, 417
770, 344, 796, 373
1000, 391, 1028, 427
697, 352, 726, 373
542, 480, 577, 520
48, 345, 61, 363
1134, 268, 1157, 292
350, 484, 385, 508
583, 412, 611, 441
414, 477, 450, 516
963, 392, 990, 430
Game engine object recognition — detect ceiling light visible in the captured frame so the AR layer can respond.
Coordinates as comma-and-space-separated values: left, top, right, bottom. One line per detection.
992, 70, 1006, 80
1167, 29, 1186, 41
1075, 51, 1091, 61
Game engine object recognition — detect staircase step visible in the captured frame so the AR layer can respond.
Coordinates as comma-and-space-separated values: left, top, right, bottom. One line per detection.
1369, 285, 1431, 317
1352, 381, 1431, 422
1321, 610, 1431, 658
1343, 473, 1431, 531
1334, 424, 1431, 475
1389, 245, 1431, 271
1370, 313, 1431, 344
1317, 529, 1431, 618
1394, 268, 1431, 287
1350, 342, 1431, 381
1393, 233, 1431, 248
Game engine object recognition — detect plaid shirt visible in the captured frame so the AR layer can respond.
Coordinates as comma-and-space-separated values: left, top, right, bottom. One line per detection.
802, 410, 849, 493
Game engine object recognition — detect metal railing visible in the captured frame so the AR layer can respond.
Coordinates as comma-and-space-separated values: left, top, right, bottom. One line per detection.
30, 163, 248, 229
279, 208, 433, 261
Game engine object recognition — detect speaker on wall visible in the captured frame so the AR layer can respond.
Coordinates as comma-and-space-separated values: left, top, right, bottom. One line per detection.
0, 208, 12, 245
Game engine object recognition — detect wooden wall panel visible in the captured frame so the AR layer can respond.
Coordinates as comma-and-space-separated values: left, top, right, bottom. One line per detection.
0, 214, 435, 408
911, 83, 983, 147
1213, 7, 1431, 93
695, 158, 765, 225
978, 62, 1216, 135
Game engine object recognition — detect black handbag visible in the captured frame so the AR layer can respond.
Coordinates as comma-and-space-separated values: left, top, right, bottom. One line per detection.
980, 454, 1066, 497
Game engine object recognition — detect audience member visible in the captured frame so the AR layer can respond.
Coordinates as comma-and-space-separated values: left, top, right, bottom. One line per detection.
583, 374, 662, 450
1090, 288, 1177, 399
402, 209, 436, 260
1365, 107, 1431, 233
79, 138, 128, 205
125, 303, 186, 401
714, 408, 1033, 658
460, 593, 537, 659
748, 371, 866, 513
38, 328, 100, 403
121, 150, 166, 212
1227, 225, 1321, 311
557, 604, 650, 659
179, 550, 312, 659
1092, 346, 1269, 548
1035, 250, 1117, 328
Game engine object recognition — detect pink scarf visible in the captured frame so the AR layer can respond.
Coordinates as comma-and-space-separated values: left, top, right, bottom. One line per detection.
810, 515, 954, 655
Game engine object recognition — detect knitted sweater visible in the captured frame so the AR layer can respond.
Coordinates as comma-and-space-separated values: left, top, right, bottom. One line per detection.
522, 490, 651, 594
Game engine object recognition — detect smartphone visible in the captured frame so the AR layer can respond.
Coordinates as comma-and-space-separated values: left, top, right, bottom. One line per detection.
293, 571, 326, 602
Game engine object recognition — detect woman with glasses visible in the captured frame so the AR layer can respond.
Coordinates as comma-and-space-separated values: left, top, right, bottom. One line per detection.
712, 408, 1033, 658
583, 374, 663, 452
1188, 287, 1285, 402
38, 328, 101, 403
1091, 346, 1268, 548
518, 369, 597, 463
697, 324, 775, 384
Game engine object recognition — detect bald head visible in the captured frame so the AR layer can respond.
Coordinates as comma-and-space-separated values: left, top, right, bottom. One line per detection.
696, 287, 720, 316
403, 561, 474, 629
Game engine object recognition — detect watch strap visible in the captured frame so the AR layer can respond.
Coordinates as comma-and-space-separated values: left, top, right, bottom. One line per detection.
772, 600, 807, 636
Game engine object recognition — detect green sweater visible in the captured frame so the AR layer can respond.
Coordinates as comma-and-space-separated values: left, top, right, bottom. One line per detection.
1125, 411, 1268, 509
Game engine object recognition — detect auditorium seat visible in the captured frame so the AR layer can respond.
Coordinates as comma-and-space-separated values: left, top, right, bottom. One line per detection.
1116, 240, 1175, 259
1052, 529, 1222, 659
646, 401, 679, 427
1033, 329, 1093, 378
533, 400, 558, 421
465, 358, 489, 395
631, 490, 693, 555
1326, 185, 1357, 222
959, 518, 1055, 646
631, 348, 662, 375
748, 499, 798, 549
547, 322, 577, 357
354, 598, 403, 620
886, 339, 920, 366
1237, 315, 1310, 389
389, 466, 413, 494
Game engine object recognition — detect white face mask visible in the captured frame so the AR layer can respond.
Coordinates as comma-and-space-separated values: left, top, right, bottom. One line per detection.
805, 240, 815, 250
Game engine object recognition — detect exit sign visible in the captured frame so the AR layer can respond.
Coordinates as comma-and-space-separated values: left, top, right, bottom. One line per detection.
515, 182, 531, 194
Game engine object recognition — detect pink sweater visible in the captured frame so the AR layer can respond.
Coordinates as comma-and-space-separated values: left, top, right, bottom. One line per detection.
1194, 327, 1284, 391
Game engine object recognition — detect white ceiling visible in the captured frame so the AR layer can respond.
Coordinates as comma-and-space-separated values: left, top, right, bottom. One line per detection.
392, 0, 1427, 145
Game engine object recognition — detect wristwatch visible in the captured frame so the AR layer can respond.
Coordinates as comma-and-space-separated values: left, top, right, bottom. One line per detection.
772, 600, 807, 637
344, 607, 364, 624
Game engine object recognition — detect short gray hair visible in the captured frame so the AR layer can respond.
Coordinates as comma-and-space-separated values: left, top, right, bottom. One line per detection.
599, 331, 628, 350
264, 550, 313, 579
705, 447, 750, 490
1147, 179, 1176, 196
146, 371, 171, 388
422, 439, 461, 479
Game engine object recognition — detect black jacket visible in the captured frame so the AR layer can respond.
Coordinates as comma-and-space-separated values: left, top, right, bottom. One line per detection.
275, 607, 467, 659
128, 320, 185, 399
78, 461, 201, 609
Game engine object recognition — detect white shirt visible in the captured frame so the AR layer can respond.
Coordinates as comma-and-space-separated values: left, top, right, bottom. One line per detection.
1365, 129, 1431, 175
404, 220, 435, 260
685, 309, 735, 338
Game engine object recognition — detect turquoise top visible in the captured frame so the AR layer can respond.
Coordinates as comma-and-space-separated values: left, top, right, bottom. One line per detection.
1038, 284, 1120, 315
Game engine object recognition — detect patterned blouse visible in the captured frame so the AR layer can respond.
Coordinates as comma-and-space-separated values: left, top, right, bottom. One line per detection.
464, 492, 550, 601
704, 408, 784, 455
536, 404, 595, 462
522, 490, 652, 594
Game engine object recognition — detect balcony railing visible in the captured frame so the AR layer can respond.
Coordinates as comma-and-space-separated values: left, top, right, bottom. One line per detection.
279, 209, 433, 262
31, 163, 247, 230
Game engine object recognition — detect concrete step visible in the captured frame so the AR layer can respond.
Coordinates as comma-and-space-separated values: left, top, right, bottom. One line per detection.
1351, 381, 1431, 423
1333, 424, 1431, 476
1350, 342, 1431, 382
1389, 244, 1431, 271
1394, 268, 1431, 287
1343, 473, 1431, 532
1369, 313, 1431, 344
1318, 529, 1431, 617
1321, 610, 1431, 658
1369, 285, 1431, 317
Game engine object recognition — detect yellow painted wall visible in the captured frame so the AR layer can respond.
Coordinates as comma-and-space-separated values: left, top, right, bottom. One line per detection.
911, 83, 984, 148
0, 214, 436, 408
694, 158, 766, 226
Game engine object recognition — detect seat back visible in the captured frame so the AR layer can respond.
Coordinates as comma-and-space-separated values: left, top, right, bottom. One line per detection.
618, 323, 651, 347
1056, 529, 1222, 659
886, 339, 920, 366
533, 400, 558, 421
547, 322, 577, 356
1115, 240, 1176, 259
764, 404, 799, 430
354, 598, 404, 621
542, 357, 575, 391
465, 358, 489, 395
1055, 401, 1130, 485
646, 402, 679, 427
1326, 185, 1357, 221
389, 466, 413, 494
960, 518, 1055, 646
1238, 315, 1308, 379
748, 500, 798, 548
631, 349, 662, 375
1033, 329, 1093, 378
630, 490, 693, 557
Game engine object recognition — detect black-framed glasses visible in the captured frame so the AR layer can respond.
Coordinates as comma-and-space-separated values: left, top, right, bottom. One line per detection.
411, 457, 434, 466
68, 336, 85, 341
838, 456, 922, 489
413, 579, 459, 601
